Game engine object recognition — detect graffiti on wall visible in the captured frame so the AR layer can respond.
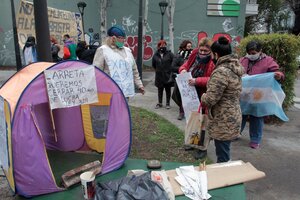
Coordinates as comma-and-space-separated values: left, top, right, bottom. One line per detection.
0, 29, 15, 65
111, 16, 154, 61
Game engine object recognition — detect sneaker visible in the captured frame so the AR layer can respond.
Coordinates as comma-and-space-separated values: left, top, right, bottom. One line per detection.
177, 113, 184, 120
193, 150, 207, 160
166, 104, 170, 109
249, 142, 260, 149
155, 103, 162, 109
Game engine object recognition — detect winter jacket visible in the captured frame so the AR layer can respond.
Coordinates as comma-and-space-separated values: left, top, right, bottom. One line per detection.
201, 54, 244, 141
51, 43, 61, 62
239, 53, 284, 79
179, 48, 215, 99
152, 50, 174, 88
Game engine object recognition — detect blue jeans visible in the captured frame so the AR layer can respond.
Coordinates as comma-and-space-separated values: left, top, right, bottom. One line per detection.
241, 115, 264, 144
214, 140, 231, 163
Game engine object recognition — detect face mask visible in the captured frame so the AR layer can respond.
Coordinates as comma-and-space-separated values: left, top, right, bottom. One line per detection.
159, 47, 167, 53
246, 53, 260, 61
197, 53, 211, 64
115, 41, 124, 48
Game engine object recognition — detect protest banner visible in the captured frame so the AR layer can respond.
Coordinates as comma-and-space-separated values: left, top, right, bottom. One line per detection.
0, 96, 9, 170
44, 66, 98, 110
16, 0, 83, 47
176, 72, 200, 122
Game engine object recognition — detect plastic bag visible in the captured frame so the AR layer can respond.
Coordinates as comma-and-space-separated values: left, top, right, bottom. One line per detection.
94, 172, 169, 200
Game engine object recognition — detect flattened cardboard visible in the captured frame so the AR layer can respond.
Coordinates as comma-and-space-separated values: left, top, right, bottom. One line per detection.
166, 160, 265, 196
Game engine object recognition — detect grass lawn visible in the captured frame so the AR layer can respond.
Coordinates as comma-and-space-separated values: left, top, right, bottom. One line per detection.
129, 106, 211, 165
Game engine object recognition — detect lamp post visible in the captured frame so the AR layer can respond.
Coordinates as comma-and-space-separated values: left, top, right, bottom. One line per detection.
159, 0, 168, 40
77, 2, 87, 40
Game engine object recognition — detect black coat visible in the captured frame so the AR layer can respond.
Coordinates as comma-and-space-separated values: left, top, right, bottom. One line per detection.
152, 50, 174, 88
171, 54, 185, 73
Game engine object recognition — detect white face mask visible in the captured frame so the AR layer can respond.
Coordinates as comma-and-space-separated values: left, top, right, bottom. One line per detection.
246, 53, 260, 61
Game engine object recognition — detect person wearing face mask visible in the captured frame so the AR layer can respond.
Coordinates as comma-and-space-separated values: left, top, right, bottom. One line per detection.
178, 37, 215, 157
201, 36, 244, 163
171, 40, 193, 120
152, 40, 174, 109
239, 40, 284, 149
93, 25, 145, 98
23, 36, 37, 65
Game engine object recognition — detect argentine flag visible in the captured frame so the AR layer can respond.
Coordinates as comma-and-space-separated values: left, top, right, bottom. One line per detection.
240, 72, 289, 121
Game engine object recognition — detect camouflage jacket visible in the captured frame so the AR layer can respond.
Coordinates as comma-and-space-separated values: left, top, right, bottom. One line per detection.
201, 54, 244, 141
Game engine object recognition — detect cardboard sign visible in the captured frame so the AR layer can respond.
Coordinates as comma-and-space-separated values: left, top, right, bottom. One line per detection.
0, 96, 9, 170
16, 0, 83, 46
176, 72, 200, 122
44, 66, 98, 109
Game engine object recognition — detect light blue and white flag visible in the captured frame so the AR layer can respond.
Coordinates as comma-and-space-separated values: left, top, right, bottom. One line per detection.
240, 72, 288, 121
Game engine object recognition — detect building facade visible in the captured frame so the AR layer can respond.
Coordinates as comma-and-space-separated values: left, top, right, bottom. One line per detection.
0, 0, 250, 67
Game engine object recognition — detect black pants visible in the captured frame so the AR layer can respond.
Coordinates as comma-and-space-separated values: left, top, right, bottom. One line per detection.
158, 86, 171, 105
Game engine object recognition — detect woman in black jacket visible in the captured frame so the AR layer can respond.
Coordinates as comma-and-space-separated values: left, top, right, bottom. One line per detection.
152, 40, 174, 109
171, 40, 193, 119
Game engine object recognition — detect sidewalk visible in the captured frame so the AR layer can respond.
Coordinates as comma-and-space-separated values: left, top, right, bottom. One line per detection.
130, 71, 300, 200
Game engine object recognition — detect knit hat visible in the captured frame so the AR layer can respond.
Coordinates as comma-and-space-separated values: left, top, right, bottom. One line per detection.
107, 25, 126, 37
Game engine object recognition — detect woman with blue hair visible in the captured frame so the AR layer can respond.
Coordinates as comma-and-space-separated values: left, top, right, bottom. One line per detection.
93, 25, 144, 98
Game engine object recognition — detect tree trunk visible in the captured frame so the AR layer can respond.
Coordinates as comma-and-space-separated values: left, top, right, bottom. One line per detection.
166, 0, 175, 53
100, 0, 107, 45
292, 7, 300, 35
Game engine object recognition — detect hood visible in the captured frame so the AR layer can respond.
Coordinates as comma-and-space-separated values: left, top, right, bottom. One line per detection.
217, 54, 244, 77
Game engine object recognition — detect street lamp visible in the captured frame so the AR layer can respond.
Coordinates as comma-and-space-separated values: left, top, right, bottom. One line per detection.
159, 0, 168, 40
77, 2, 87, 39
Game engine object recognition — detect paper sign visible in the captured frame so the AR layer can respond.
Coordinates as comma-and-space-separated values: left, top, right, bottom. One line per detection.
0, 96, 9, 170
176, 72, 200, 122
44, 66, 98, 109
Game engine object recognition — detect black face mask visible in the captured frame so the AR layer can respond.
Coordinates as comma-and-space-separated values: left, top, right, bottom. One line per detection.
197, 53, 211, 64
159, 47, 167, 53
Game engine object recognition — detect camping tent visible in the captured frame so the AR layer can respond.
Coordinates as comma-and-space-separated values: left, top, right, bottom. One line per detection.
0, 61, 131, 197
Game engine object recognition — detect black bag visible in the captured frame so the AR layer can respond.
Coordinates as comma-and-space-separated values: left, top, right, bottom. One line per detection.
171, 82, 182, 107
166, 72, 176, 86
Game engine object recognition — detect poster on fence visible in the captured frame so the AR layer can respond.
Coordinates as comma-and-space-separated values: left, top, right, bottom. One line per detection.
16, 0, 83, 46
44, 66, 98, 110
0, 96, 9, 170
176, 72, 200, 122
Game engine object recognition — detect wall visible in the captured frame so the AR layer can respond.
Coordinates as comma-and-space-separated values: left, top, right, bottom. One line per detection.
0, 0, 246, 67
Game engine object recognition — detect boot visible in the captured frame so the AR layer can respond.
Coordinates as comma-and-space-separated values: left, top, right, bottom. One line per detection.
177, 112, 184, 120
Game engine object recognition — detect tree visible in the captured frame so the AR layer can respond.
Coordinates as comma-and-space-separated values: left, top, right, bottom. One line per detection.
166, 0, 175, 53
286, 0, 300, 35
244, 0, 284, 35
100, 0, 108, 45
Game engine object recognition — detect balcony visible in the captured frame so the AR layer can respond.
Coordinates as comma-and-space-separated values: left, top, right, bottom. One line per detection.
246, 3, 258, 16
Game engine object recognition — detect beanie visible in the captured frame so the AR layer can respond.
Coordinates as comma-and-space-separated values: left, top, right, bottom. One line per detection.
107, 25, 126, 37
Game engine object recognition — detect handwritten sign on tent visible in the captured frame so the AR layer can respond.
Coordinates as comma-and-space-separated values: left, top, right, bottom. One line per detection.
176, 72, 200, 121
44, 66, 98, 110
0, 96, 9, 170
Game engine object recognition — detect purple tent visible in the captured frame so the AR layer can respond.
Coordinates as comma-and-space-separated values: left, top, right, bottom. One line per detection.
0, 61, 131, 197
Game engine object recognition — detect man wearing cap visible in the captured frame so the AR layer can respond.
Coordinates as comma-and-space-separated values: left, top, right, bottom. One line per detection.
93, 25, 145, 98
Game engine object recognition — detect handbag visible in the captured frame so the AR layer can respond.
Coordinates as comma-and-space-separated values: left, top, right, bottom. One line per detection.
167, 72, 176, 86
184, 104, 210, 150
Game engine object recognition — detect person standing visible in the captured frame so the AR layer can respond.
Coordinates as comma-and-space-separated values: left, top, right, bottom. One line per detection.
178, 38, 215, 157
50, 36, 61, 62
76, 41, 97, 64
92, 25, 144, 98
239, 40, 284, 149
63, 34, 77, 60
201, 36, 244, 163
172, 40, 193, 120
152, 40, 174, 109
23, 36, 37, 65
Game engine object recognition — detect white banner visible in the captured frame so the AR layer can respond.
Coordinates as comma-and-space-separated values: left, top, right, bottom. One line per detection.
176, 72, 200, 122
0, 96, 9, 170
44, 66, 98, 109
